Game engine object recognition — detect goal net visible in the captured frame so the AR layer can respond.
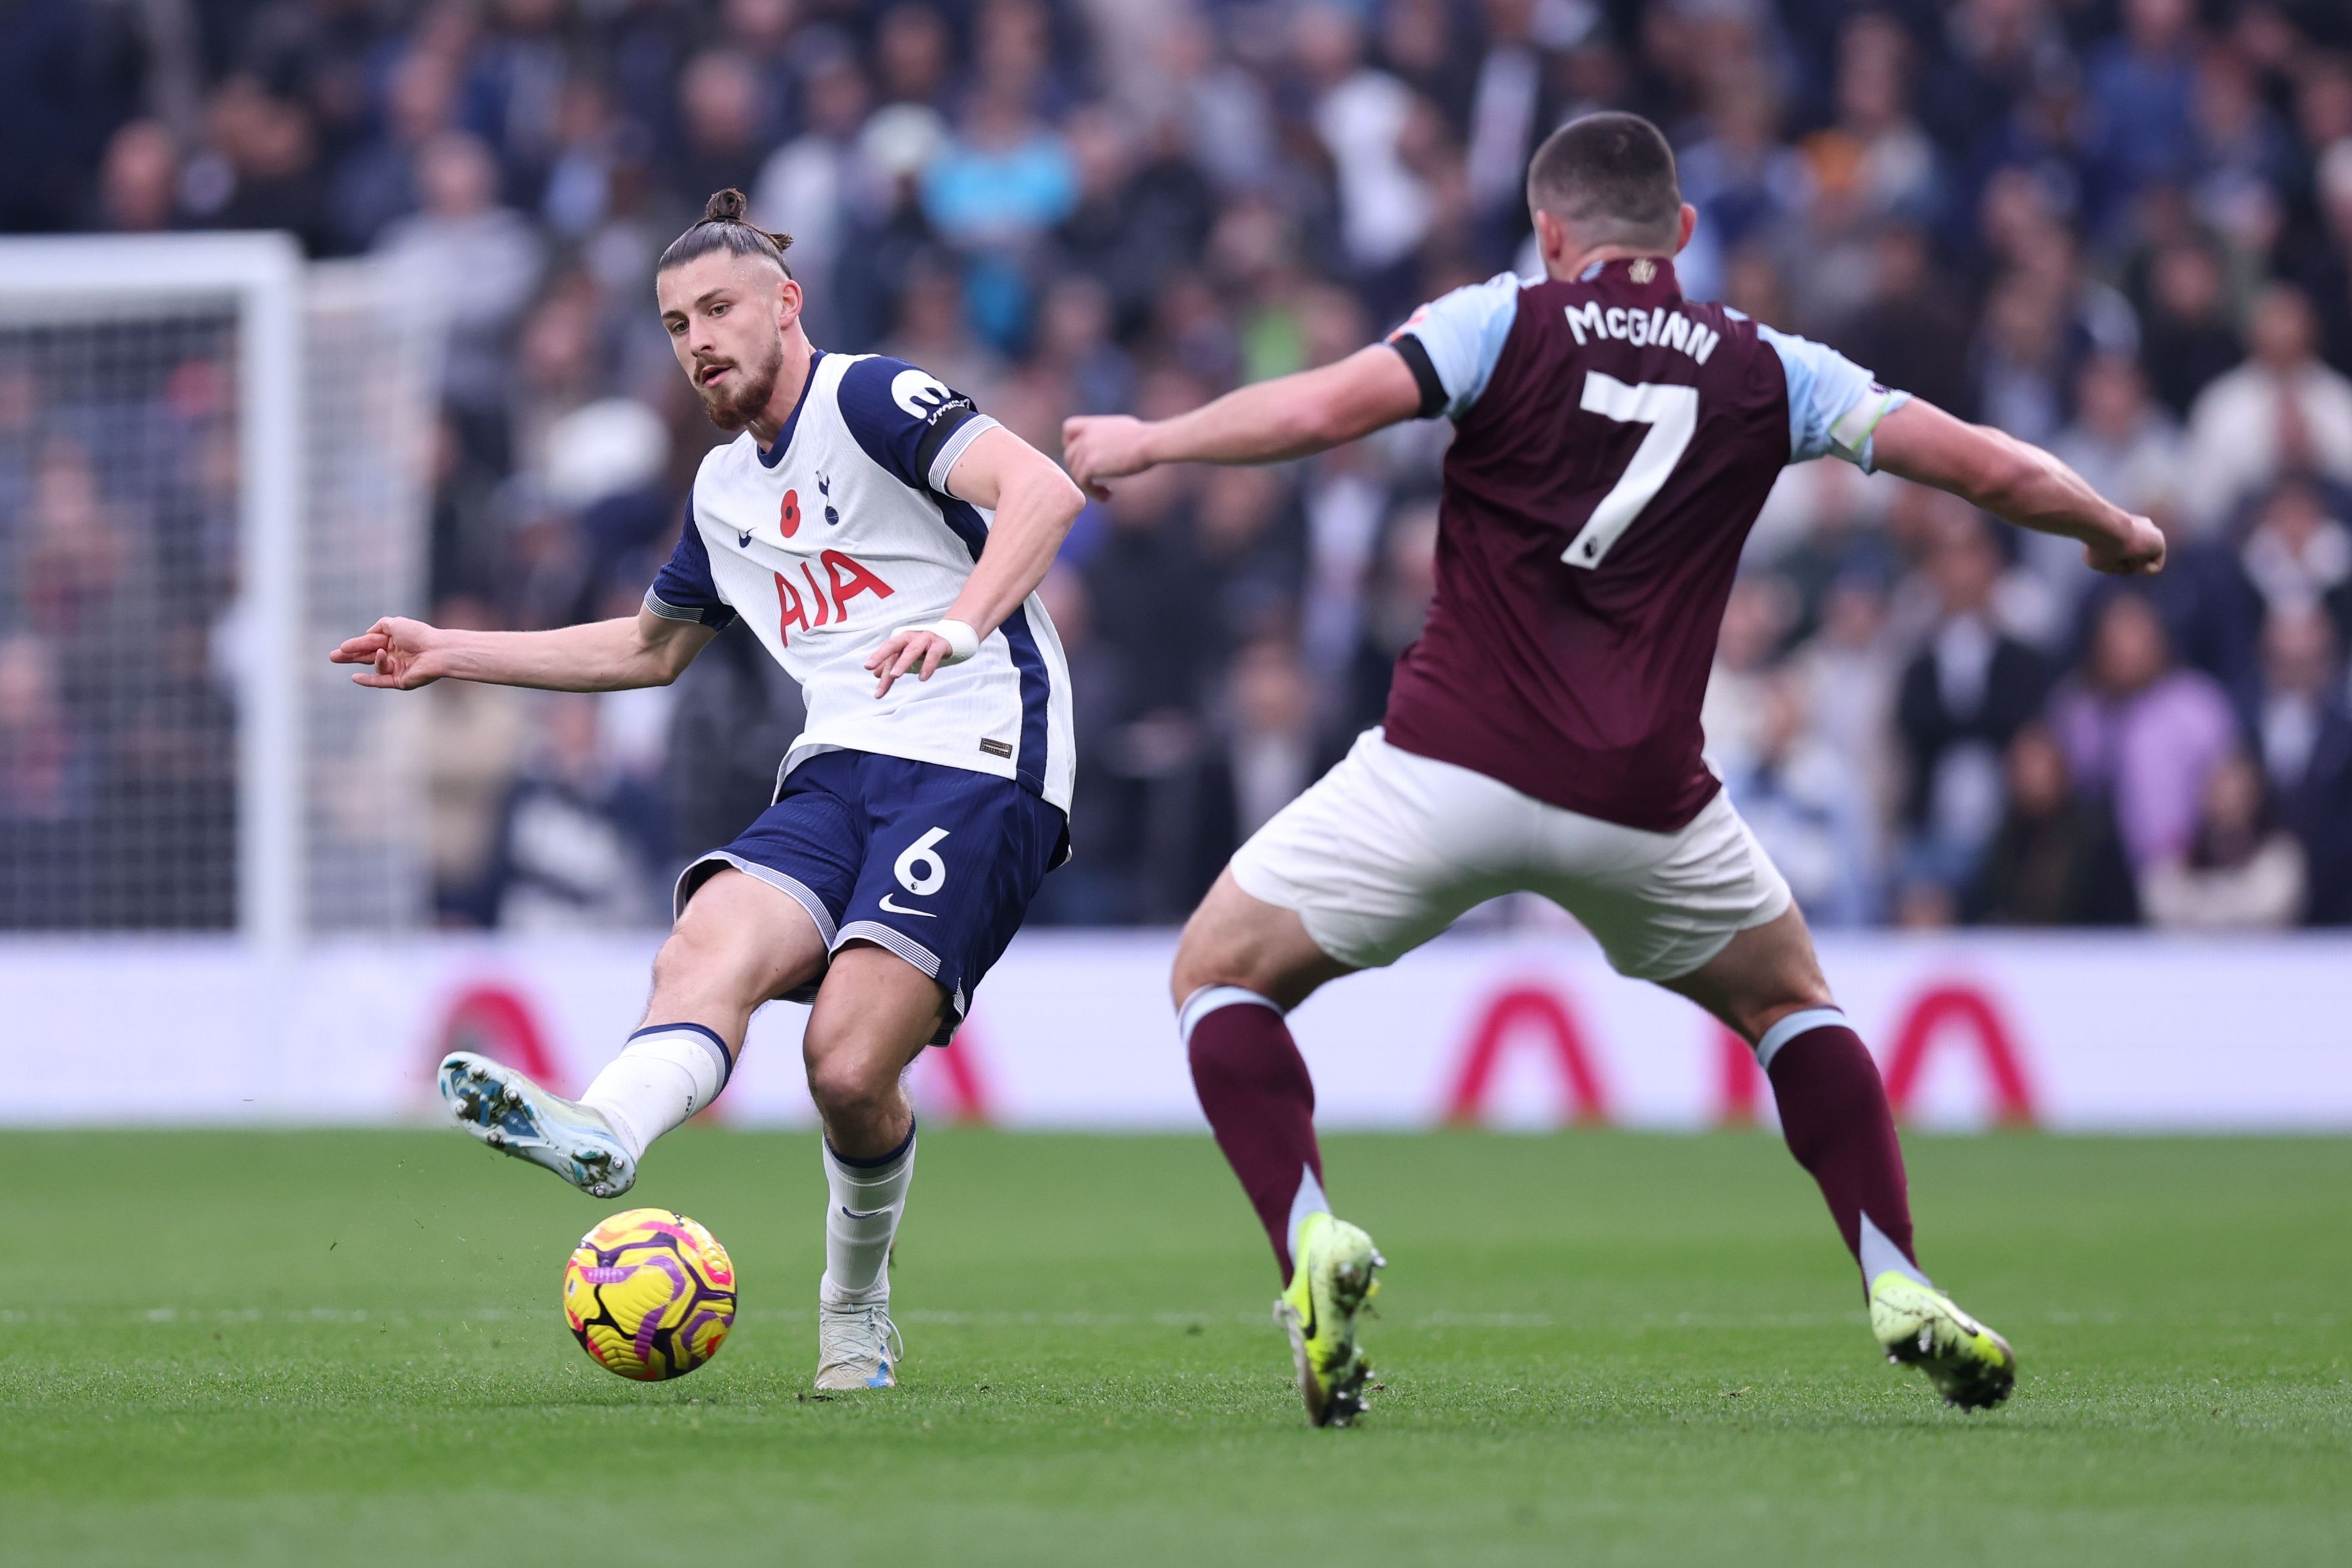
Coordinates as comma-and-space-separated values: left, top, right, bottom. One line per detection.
0, 235, 439, 943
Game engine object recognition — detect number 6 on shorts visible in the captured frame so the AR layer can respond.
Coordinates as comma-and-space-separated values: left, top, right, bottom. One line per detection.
895, 827, 950, 895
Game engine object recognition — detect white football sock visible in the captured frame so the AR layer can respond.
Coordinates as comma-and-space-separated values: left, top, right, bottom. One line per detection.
578, 1023, 732, 1161
1286, 1164, 1331, 1264
820, 1123, 917, 1307
1860, 1213, 1932, 1288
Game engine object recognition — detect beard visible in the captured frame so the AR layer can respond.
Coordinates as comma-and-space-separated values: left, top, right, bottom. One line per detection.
695, 331, 784, 433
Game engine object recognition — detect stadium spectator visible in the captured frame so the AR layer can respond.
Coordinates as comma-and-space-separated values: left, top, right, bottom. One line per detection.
2139, 750, 2307, 929
0, 630, 98, 928
2182, 283, 2352, 533
462, 0, 572, 205
2048, 354, 2186, 548
2257, 603, 2352, 925
377, 130, 546, 435
2084, 0, 2201, 226
95, 121, 182, 235
186, 77, 334, 255
1025, 566, 1136, 926
2136, 241, 2246, 420
1296, 2, 1435, 301
2295, 139, 2352, 374
2035, 353, 2187, 629
1787, 569, 1901, 844
1703, 575, 1797, 787
674, 50, 771, 206
665, 617, 806, 861
0, 633, 92, 826
2052, 591, 2239, 871
329, 45, 459, 252
1967, 722, 2140, 928
1894, 508, 2052, 893
1188, 634, 1331, 901
1340, 495, 1435, 735
1723, 669, 1879, 928
481, 691, 669, 930
2237, 478, 2352, 642
749, 46, 873, 343
1084, 447, 1215, 718
1834, 222, 1975, 425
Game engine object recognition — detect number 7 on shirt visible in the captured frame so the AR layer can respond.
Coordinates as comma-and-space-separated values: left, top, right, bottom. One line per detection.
1562, 372, 1698, 570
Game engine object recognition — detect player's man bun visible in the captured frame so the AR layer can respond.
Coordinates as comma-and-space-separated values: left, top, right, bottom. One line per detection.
1526, 113, 1683, 252
657, 188, 795, 277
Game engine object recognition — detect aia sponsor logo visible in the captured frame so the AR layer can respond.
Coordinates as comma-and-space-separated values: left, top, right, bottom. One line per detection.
773, 549, 895, 641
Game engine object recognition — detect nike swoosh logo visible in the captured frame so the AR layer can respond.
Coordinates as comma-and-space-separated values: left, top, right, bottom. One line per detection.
876, 894, 936, 917
1296, 1291, 1317, 1343
840, 1205, 889, 1220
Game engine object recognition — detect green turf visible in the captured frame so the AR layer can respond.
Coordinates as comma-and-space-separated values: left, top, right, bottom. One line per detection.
1, 1128, 2345, 1565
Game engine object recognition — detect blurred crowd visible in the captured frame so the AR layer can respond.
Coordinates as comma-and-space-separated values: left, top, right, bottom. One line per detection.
7, 0, 2352, 934
0, 324, 242, 928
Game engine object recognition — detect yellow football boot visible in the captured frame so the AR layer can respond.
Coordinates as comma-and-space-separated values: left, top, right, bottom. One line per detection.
1274, 1212, 1385, 1428
1870, 1272, 2019, 1410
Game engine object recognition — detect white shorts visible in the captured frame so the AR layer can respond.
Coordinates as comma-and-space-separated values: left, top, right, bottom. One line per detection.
1229, 728, 1793, 981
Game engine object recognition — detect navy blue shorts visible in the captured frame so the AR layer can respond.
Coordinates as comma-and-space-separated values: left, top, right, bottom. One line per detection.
675, 750, 1066, 1041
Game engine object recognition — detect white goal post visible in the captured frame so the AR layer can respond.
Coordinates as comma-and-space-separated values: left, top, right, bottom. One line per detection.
0, 233, 437, 950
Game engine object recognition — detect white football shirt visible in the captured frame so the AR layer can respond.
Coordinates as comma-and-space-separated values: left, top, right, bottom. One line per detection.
647, 351, 1076, 811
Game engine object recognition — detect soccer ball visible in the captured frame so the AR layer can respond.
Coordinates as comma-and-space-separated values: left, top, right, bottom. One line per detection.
563, 1209, 737, 1380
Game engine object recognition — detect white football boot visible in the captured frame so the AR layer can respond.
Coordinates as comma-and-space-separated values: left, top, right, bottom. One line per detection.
815, 1298, 904, 1390
439, 1051, 636, 1199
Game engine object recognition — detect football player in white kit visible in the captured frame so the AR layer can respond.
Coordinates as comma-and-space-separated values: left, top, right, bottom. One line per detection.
331, 190, 1084, 1391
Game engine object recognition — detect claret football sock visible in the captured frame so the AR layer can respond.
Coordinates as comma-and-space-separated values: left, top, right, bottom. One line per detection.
820, 1122, 916, 1306
1181, 986, 1326, 1279
579, 1023, 732, 1162
1758, 1008, 1931, 1293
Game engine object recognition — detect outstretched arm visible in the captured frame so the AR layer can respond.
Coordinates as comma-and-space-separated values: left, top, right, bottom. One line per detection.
1061, 345, 1424, 500
864, 424, 1087, 696
329, 605, 716, 691
1869, 398, 2166, 576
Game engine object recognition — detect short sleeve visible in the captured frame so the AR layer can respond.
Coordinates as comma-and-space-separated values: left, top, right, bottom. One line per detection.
1386, 272, 1522, 420
834, 355, 1001, 494
1756, 324, 1911, 471
645, 502, 738, 628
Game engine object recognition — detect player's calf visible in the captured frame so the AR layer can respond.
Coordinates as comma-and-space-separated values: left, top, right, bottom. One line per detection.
799, 944, 944, 1390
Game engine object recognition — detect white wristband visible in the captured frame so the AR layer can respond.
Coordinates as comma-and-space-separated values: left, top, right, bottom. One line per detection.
910, 618, 980, 665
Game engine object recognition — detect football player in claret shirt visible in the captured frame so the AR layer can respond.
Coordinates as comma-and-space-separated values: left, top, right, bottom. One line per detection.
333, 190, 1084, 1392
1066, 114, 2165, 1426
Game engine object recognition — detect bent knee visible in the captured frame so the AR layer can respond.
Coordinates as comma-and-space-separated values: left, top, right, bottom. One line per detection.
1169, 883, 1343, 1013
802, 1042, 899, 1119
1170, 914, 1268, 1008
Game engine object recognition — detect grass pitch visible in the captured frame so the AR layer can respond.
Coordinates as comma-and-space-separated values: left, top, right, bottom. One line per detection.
1, 1128, 2346, 1565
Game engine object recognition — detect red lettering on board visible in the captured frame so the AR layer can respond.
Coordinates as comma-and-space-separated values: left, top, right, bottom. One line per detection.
1882, 985, 2037, 1126
1716, 1026, 1765, 1125
435, 984, 564, 1095
913, 1025, 992, 1123
1444, 985, 1611, 1126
